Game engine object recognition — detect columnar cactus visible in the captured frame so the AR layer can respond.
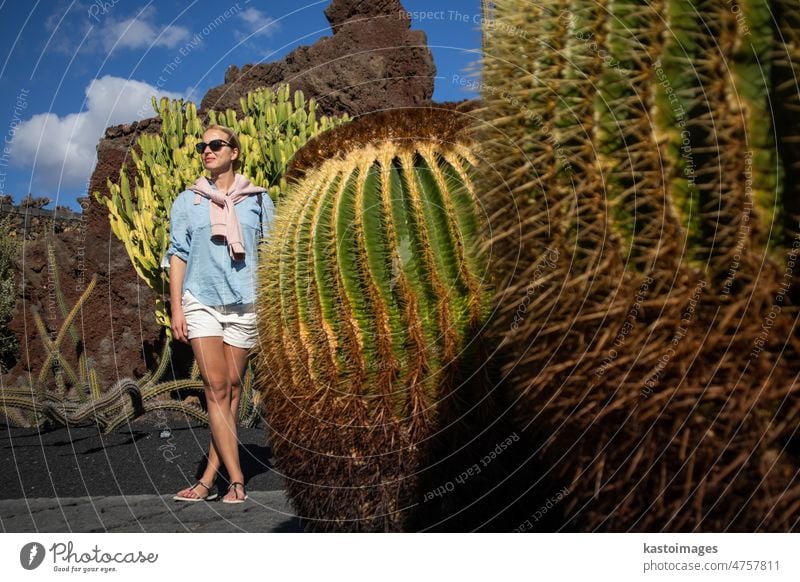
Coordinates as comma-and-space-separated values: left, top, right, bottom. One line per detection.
93, 85, 349, 331
255, 107, 491, 531
478, 0, 800, 531
0, 244, 222, 432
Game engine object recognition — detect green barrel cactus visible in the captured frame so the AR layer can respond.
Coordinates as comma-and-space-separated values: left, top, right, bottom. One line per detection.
255, 107, 491, 531
93, 85, 349, 332
478, 0, 800, 531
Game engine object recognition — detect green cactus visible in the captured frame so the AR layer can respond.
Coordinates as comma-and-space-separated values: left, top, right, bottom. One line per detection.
255, 107, 490, 531
0, 216, 18, 373
478, 0, 800, 531
772, 0, 800, 251
93, 85, 349, 333
0, 242, 260, 432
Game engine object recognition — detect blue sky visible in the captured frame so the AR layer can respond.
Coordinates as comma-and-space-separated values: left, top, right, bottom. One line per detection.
0, 0, 483, 211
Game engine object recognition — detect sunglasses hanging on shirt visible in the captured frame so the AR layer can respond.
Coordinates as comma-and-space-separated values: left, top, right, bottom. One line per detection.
195, 139, 232, 154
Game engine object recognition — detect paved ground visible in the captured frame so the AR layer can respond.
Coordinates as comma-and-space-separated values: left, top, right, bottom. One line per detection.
0, 491, 301, 532
0, 420, 303, 532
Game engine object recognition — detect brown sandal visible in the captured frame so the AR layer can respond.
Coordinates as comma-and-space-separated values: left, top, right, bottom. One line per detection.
222, 482, 248, 504
173, 480, 218, 502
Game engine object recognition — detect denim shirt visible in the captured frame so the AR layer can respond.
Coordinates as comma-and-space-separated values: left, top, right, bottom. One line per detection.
164, 186, 275, 307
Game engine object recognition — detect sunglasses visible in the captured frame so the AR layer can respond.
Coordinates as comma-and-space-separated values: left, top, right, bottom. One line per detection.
195, 139, 232, 154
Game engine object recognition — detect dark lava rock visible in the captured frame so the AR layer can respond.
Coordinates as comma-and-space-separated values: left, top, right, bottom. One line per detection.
200, 0, 435, 117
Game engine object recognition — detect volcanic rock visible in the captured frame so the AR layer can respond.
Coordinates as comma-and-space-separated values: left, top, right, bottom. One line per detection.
200, 0, 435, 117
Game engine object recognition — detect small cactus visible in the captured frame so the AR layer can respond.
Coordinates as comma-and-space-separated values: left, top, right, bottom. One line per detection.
0, 243, 261, 432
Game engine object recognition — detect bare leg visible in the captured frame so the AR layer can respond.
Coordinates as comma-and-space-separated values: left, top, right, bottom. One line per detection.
219, 343, 250, 501
175, 389, 242, 499
176, 337, 245, 500
195, 358, 243, 491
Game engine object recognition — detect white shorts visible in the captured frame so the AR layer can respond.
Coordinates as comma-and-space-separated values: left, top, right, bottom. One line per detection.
181, 290, 258, 349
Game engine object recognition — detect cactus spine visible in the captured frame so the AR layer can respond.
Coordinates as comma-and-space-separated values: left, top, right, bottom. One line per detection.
479, 0, 800, 531
256, 108, 489, 531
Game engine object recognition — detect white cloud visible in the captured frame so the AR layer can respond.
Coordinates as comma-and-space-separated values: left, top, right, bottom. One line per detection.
236, 7, 278, 40
44, 4, 189, 55
100, 6, 189, 50
10, 76, 183, 192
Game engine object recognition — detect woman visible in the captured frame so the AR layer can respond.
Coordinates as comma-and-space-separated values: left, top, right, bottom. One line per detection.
167, 124, 274, 503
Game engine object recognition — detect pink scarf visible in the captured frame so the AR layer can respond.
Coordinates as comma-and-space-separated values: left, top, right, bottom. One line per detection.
189, 174, 267, 259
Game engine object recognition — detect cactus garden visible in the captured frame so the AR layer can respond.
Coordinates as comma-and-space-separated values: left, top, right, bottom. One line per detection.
248, 0, 800, 531
1, 0, 799, 536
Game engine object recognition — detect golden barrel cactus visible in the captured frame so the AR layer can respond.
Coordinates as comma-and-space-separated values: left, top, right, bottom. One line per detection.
255, 107, 493, 531
478, 0, 800, 531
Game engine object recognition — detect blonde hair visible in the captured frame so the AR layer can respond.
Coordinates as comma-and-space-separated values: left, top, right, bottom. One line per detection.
204, 124, 242, 171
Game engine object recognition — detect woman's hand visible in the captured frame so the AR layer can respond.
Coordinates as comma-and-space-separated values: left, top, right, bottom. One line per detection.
172, 306, 189, 343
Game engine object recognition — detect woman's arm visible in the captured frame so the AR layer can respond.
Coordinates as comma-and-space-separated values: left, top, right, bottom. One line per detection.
170, 255, 189, 343
166, 191, 191, 343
